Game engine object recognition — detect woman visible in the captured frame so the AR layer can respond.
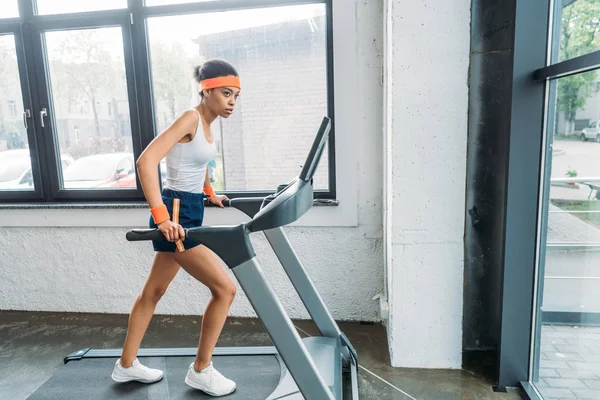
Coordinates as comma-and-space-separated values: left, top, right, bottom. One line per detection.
111, 58, 241, 397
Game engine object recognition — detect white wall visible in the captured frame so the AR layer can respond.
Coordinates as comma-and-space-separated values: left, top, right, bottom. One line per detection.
383, 0, 470, 369
0, 225, 382, 320
0, 0, 385, 323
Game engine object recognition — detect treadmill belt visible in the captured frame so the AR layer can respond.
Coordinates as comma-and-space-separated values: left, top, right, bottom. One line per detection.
28, 356, 281, 399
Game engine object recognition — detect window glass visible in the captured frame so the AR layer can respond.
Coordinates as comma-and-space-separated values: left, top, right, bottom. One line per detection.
145, 0, 215, 6
44, 27, 135, 190
146, 4, 330, 192
0, 1, 19, 18
532, 68, 600, 399
0, 34, 33, 191
552, 0, 600, 62
35, 0, 127, 15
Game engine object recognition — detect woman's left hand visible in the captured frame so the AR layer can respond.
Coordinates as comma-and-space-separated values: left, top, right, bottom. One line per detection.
209, 194, 229, 208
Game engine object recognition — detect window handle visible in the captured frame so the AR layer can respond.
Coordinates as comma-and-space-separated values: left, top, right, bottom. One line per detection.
40, 108, 47, 127
23, 109, 30, 129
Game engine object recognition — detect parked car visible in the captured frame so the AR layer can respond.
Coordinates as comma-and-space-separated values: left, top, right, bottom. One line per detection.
103, 159, 168, 188
63, 153, 135, 189
580, 120, 600, 142
0, 149, 32, 186
0, 149, 74, 190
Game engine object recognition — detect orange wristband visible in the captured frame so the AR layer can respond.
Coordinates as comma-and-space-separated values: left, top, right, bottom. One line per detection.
203, 187, 215, 198
150, 204, 170, 224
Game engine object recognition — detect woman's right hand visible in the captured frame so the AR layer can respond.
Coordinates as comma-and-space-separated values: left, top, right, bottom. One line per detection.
158, 220, 185, 242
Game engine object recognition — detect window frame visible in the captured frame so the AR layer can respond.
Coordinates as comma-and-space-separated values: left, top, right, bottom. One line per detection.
0, 0, 336, 204
0, 19, 46, 202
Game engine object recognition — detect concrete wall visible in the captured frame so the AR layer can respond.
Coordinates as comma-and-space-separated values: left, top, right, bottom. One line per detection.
0, 226, 381, 320
383, 0, 470, 369
0, 0, 384, 322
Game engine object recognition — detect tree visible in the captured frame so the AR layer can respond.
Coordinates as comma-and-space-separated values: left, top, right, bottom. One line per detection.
0, 41, 11, 140
0, 40, 18, 94
50, 29, 125, 141
149, 41, 191, 125
557, 0, 600, 135
0, 37, 24, 148
557, 71, 597, 135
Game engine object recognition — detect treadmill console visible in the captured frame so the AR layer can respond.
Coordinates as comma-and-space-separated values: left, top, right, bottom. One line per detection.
247, 117, 331, 233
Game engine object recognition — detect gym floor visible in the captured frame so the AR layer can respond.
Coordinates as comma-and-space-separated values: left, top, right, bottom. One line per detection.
0, 311, 523, 400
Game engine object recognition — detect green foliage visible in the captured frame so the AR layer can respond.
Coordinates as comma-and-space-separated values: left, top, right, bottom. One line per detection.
557, 71, 597, 133
149, 41, 191, 123
0, 37, 22, 139
557, 0, 600, 133
50, 29, 124, 138
559, 0, 600, 62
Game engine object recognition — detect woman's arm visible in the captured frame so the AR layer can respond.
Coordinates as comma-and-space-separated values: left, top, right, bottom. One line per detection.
136, 110, 198, 240
136, 110, 196, 207
204, 168, 211, 192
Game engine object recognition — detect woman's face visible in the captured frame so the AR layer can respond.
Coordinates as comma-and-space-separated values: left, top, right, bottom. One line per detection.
204, 85, 240, 118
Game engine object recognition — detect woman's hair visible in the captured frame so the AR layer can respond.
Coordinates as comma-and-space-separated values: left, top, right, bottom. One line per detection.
193, 59, 238, 98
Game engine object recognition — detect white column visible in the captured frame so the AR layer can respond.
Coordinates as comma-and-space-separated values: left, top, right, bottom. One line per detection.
383, 0, 470, 369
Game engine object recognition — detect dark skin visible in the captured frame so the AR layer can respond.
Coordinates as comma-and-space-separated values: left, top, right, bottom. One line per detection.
137, 84, 240, 241
119, 83, 243, 373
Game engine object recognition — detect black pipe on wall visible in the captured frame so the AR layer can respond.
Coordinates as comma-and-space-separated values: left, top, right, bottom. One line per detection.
463, 0, 517, 376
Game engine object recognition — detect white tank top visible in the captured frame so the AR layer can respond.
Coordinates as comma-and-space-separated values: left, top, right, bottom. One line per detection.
163, 109, 217, 194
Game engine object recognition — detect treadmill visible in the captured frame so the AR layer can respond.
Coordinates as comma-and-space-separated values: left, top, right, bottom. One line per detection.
28, 117, 359, 399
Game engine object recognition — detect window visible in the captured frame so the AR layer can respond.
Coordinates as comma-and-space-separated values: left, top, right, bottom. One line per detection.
0, 34, 33, 193
0, 0, 334, 204
513, 0, 600, 398
0, 1, 18, 18
35, 0, 127, 16
0, 151, 32, 188
19, 168, 33, 187
529, 68, 600, 400
7, 100, 17, 117
145, 0, 214, 6
552, 0, 600, 63
44, 27, 134, 191
146, 4, 330, 193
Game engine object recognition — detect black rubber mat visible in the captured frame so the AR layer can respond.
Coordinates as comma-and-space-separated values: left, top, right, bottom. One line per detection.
28, 355, 281, 399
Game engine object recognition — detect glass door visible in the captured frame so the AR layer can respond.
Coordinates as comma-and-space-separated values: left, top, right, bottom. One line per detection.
0, 23, 45, 201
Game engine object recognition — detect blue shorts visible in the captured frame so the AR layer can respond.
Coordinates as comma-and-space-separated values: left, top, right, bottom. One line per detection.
149, 188, 206, 252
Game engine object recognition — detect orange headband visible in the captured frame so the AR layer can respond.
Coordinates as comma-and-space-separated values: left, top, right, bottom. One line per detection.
200, 76, 241, 90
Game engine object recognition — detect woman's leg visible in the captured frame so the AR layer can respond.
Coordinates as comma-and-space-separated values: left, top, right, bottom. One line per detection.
120, 252, 181, 367
174, 244, 237, 372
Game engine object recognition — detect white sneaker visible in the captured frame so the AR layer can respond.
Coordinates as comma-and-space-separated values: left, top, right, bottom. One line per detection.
111, 358, 164, 383
184, 362, 236, 396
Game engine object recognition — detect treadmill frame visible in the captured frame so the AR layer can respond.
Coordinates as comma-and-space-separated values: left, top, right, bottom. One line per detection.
62, 117, 359, 399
